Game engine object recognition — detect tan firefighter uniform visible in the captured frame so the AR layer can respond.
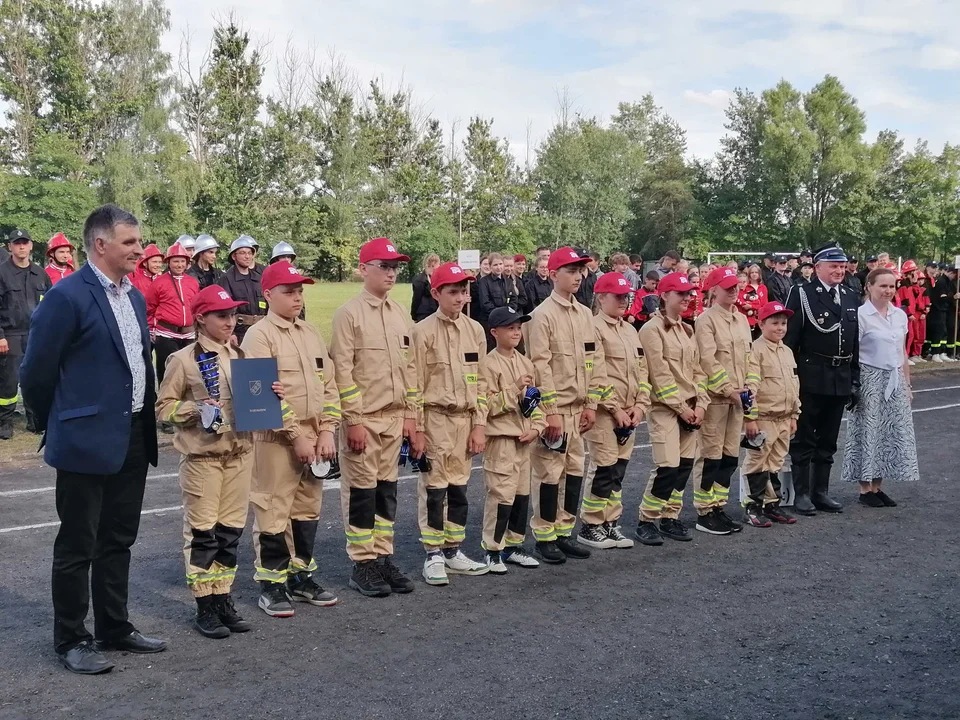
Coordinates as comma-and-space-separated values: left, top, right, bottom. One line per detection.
481, 347, 546, 551
412, 310, 489, 550
743, 335, 801, 504
692, 304, 752, 515
580, 313, 651, 526
241, 311, 341, 584
639, 312, 710, 521
524, 291, 603, 542
330, 288, 419, 562
156, 335, 252, 597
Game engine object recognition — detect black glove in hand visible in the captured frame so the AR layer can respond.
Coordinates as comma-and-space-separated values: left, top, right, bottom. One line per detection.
846, 388, 861, 411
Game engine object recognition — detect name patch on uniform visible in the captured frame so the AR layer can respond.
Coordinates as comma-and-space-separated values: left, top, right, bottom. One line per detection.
403, 335, 410, 348
636, 347, 644, 357
464, 352, 479, 363
315, 357, 323, 369
584, 342, 596, 352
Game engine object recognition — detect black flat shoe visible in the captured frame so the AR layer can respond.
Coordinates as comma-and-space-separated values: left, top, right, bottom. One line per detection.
95, 631, 167, 654
859, 492, 885, 508
58, 641, 114, 675
874, 490, 897, 507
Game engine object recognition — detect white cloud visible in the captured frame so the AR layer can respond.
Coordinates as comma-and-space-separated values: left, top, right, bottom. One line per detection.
163, 0, 960, 161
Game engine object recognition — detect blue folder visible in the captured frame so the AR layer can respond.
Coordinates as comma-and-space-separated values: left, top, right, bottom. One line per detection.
231, 358, 284, 432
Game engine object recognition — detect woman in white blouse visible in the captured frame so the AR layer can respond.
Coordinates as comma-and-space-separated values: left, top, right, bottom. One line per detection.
841, 268, 920, 506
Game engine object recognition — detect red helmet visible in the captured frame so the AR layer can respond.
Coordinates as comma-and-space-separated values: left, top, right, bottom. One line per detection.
164, 242, 191, 261
46, 232, 73, 258
137, 244, 163, 270
900, 260, 918, 273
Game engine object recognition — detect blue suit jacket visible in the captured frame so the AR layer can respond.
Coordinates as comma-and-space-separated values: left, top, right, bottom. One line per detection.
20, 263, 159, 474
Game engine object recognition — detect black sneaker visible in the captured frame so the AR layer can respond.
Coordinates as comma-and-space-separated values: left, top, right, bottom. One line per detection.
258, 581, 295, 618
0, 424, 12, 440
763, 503, 797, 524
695, 512, 731, 536
635, 521, 664, 546
194, 596, 230, 639
577, 523, 616, 549
287, 571, 338, 606
858, 492, 885, 508
744, 503, 772, 528
349, 560, 392, 598
214, 593, 252, 633
714, 507, 743, 533
659, 518, 692, 542
557, 536, 591, 559
378, 556, 415, 594
874, 490, 897, 507
534, 540, 567, 564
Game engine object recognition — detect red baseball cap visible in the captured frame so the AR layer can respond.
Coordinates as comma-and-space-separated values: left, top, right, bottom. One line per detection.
548, 247, 589, 272
359, 237, 410, 264
261, 261, 316, 292
430, 262, 474, 290
190, 285, 246, 316
594, 272, 632, 295
703, 266, 740, 292
657, 272, 694, 295
758, 301, 794, 321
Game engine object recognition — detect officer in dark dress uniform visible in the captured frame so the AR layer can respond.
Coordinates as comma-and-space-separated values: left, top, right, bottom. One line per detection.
784, 243, 860, 516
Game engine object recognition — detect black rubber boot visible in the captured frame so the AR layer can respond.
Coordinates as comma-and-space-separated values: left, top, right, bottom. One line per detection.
811, 464, 843, 513
791, 463, 817, 516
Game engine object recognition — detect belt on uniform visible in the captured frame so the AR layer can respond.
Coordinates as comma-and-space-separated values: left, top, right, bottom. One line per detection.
236, 314, 264, 327
158, 320, 191, 334
810, 352, 853, 367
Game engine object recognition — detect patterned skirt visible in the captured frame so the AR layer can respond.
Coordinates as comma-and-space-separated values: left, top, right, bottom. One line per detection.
841, 365, 920, 483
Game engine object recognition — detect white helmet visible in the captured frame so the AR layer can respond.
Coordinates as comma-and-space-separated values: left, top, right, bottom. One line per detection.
192, 234, 219, 258
176, 234, 196, 251
229, 234, 259, 256
270, 241, 296, 263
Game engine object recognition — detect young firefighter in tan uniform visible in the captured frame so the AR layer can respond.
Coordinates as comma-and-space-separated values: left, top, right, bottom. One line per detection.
241, 262, 341, 617
480, 306, 545, 573
412, 262, 490, 586
692, 266, 752, 536
742, 301, 801, 527
525, 247, 602, 564
577, 272, 650, 550
157, 285, 283, 639
330, 237, 420, 598
637, 272, 710, 545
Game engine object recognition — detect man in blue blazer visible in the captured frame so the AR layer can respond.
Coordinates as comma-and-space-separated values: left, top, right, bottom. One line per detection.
21, 205, 166, 675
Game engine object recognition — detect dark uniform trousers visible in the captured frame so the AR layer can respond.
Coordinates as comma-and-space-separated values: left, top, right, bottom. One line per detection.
0, 333, 27, 426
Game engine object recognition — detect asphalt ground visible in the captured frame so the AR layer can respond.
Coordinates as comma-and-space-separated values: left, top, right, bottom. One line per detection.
2, 371, 960, 719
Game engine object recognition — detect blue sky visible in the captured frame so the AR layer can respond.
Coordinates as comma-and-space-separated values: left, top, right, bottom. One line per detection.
166, 0, 960, 161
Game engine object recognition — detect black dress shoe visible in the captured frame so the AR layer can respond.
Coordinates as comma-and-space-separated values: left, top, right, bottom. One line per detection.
793, 494, 817, 516
58, 641, 114, 675
95, 631, 167, 654
812, 494, 843, 513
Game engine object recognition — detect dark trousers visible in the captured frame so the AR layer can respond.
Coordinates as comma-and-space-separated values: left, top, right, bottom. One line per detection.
52, 414, 148, 653
789, 392, 845, 467
927, 312, 947, 354
154, 335, 192, 384
0, 333, 25, 426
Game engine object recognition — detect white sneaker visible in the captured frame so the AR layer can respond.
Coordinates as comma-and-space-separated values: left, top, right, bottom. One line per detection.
604, 522, 635, 549
502, 547, 540, 568
912, 356, 926, 363
933, 354, 945, 363
946, 356, 958, 363
485, 551, 507, 574
908, 359, 916, 366
423, 552, 449, 586
443, 548, 489, 575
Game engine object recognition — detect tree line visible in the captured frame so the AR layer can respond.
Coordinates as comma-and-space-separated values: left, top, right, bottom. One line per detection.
1, 0, 958, 281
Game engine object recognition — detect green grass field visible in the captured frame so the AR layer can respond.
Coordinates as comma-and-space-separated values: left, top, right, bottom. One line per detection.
304, 282, 413, 342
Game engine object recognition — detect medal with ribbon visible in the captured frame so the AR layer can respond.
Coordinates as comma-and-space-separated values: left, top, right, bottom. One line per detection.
196, 350, 224, 433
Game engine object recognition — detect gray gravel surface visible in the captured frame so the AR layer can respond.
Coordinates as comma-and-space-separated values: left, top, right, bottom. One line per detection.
1, 372, 960, 720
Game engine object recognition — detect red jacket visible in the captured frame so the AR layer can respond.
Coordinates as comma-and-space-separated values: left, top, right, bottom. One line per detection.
129, 267, 159, 296
45, 263, 73, 285
145, 272, 199, 331
682, 284, 702, 320
896, 282, 922, 319
627, 288, 659, 324
736, 283, 768, 327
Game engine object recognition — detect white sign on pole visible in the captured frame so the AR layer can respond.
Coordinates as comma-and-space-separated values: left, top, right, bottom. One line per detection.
954, 255, 960, 270
458, 249, 481, 270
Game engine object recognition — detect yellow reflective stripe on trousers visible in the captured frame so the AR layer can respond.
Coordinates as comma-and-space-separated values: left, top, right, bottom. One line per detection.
374, 521, 394, 536
581, 496, 607, 510
641, 494, 665, 510
345, 530, 374, 544
533, 527, 558, 542
420, 530, 444, 546
0, 395, 18, 406
254, 567, 288, 583
289, 558, 318, 573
